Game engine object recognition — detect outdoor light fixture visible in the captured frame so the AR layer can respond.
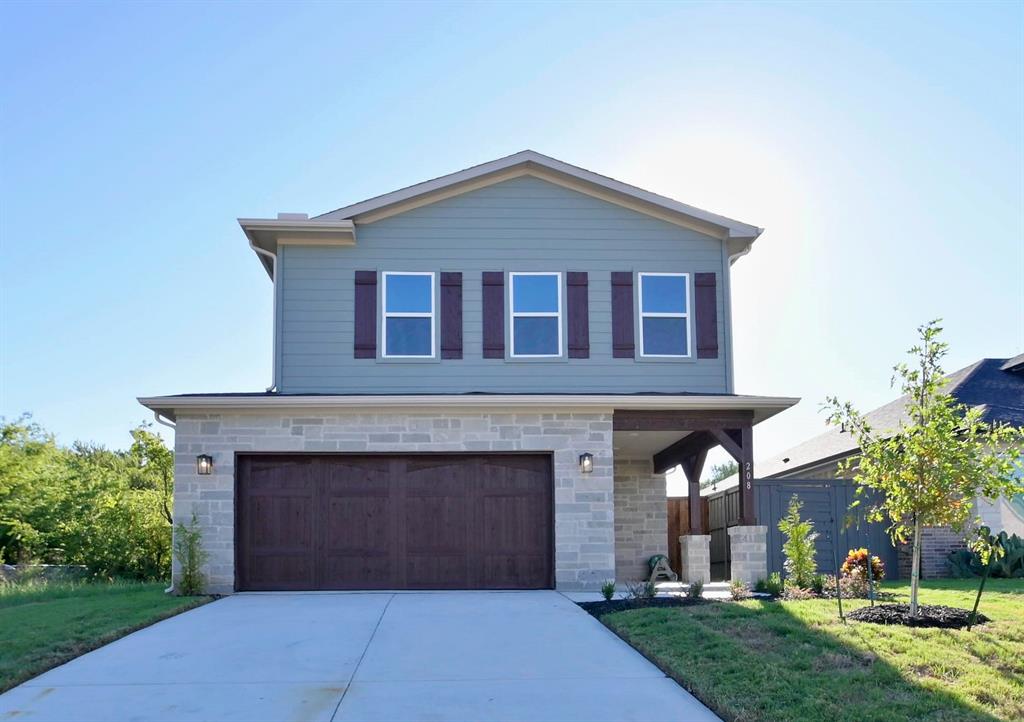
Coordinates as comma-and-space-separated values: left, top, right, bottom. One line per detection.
196, 454, 214, 475
579, 452, 594, 474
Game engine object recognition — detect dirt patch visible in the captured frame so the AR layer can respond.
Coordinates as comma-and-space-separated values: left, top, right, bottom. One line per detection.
577, 597, 707, 618
847, 604, 989, 629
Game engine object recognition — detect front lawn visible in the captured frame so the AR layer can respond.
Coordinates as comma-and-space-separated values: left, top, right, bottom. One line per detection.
600, 579, 1023, 722
0, 580, 211, 692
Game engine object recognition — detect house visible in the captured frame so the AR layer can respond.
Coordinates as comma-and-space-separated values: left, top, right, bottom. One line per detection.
751, 355, 1024, 578
139, 150, 797, 594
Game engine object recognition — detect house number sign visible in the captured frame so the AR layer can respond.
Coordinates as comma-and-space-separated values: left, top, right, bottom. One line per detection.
744, 461, 753, 490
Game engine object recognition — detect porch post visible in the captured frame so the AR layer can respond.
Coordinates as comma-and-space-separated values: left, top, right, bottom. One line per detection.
738, 425, 755, 526
679, 449, 707, 534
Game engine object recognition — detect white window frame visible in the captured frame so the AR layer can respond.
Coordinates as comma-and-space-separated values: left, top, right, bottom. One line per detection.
381, 271, 435, 359
638, 272, 691, 358
509, 271, 563, 358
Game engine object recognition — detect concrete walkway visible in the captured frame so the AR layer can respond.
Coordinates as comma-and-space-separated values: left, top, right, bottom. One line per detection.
0, 591, 720, 722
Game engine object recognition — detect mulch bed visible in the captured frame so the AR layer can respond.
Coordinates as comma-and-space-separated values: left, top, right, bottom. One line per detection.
578, 597, 706, 618
847, 603, 989, 629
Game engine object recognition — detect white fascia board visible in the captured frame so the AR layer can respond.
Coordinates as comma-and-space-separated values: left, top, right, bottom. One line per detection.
138, 394, 800, 423
239, 218, 357, 278
314, 151, 763, 241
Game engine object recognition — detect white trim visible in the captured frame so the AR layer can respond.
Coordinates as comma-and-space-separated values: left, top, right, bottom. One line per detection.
381, 272, 436, 359
138, 393, 800, 422
314, 151, 762, 241
509, 272, 563, 358
638, 272, 692, 359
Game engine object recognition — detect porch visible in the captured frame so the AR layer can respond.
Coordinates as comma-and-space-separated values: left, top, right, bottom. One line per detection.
612, 407, 783, 586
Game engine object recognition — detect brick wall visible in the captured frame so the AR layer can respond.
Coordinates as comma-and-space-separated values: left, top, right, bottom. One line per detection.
173, 408, 615, 593
613, 458, 668, 582
898, 526, 967, 579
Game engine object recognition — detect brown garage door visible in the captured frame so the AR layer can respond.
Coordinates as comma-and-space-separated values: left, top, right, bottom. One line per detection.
235, 453, 553, 591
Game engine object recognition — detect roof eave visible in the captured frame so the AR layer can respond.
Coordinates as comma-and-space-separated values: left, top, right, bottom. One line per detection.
238, 218, 357, 279
138, 393, 800, 424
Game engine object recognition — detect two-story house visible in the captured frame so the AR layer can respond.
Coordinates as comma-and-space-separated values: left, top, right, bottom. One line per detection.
140, 151, 797, 594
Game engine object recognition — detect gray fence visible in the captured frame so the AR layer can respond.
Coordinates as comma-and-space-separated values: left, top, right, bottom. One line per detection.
756, 478, 899, 580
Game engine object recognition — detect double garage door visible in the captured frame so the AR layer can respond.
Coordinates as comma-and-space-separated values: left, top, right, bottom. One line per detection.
236, 453, 554, 591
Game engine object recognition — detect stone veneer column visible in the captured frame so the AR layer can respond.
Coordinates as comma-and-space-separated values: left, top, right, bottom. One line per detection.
613, 458, 668, 582
728, 525, 768, 586
678, 534, 710, 584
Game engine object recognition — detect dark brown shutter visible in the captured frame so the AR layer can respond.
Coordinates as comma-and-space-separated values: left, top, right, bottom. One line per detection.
353, 270, 377, 358
482, 271, 505, 359
566, 271, 589, 358
694, 272, 719, 359
611, 271, 635, 358
440, 272, 463, 359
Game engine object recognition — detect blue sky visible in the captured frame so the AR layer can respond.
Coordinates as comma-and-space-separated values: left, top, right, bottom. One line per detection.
2, 1, 1022, 482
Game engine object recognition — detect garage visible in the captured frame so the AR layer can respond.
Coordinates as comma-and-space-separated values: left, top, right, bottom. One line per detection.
235, 453, 554, 591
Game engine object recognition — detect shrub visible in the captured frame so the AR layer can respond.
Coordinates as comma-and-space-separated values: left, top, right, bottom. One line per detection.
778, 496, 818, 588
686, 580, 704, 599
754, 572, 784, 597
781, 585, 816, 601
823, 572, 870, 598
729, 579, 751, 600
948, 532, 1024, 578
624, 579, 656, 602
841, 548, 885, 581
810, 574, 826, 595
600, 580, 616, 601
173, 510, 208, 596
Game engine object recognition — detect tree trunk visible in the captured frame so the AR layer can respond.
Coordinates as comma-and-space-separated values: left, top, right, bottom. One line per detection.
910, 515, 922, 616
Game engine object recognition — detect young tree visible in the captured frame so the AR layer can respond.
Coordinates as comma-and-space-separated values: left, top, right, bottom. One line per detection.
778, 496, 818, 588
825, 321, 1024, 615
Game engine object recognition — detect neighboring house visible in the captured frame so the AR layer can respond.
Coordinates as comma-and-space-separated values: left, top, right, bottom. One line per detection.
140, 150, 797, 594
752, 355, 1024, 578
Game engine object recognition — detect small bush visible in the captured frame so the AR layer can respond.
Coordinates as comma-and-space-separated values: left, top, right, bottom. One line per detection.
729, 579, 751, 600
173, 510, 208, 596
686, 580, 704, 599
947, 532, 1024, 578
754, 572, 784, 597
823, 572, 870, 599
841, 548, 885, 581
624, 579, 656, 602
781, 585, 816, 601
810, 574, 826, 595
600, 580, 616, 601
778, 496, 818, 588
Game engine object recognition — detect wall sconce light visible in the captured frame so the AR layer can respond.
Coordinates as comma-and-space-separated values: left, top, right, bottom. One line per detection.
196, 454, 214, 475
579, 452, 594, 474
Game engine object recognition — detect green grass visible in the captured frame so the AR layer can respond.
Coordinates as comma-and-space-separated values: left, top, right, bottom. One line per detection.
0, 580, 211, 693
601, 579, 1024, 722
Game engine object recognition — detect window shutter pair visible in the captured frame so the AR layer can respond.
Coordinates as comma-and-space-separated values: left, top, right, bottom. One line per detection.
481, 272, 590, 359
352, 271, 463, 359
611, 271, 719, 359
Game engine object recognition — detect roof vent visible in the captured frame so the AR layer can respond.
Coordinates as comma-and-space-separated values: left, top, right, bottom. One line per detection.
277, 212, 308, 221
782, 457, 790, 463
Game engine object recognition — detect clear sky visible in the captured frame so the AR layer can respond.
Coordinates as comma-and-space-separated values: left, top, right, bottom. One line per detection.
2, 1, 1022, 488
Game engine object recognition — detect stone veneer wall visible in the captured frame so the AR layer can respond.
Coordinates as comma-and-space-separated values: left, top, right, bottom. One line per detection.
613, 458, 668, 582
172, 408, 614, 593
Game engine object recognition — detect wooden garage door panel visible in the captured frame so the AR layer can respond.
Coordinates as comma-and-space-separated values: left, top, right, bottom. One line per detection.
236, 453, 552, 591
238, 456, 317, 590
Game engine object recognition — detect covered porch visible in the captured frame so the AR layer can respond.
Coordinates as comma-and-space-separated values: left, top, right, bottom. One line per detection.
612, 402, 795, 586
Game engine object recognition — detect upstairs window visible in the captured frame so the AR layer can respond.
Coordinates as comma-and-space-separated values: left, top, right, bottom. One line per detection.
382, 272, 434, 358
510, 272, 562, 357
638, 272, 690, 357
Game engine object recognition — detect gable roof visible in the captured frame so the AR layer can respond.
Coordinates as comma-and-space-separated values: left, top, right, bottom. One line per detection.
757, 357, 1024, 479
240, 151, 764, 278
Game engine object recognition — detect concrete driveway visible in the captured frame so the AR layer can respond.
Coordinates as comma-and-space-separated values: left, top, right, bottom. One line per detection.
0, 591, 719, 722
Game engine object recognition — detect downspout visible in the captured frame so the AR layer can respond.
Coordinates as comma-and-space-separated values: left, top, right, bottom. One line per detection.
724, 230, 763, 394
248, 239, 279, 393
153, 411, 175, 429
